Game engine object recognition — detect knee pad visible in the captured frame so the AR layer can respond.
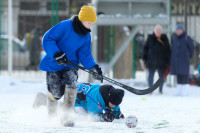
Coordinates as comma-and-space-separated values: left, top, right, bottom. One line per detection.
47, 91, 60, 101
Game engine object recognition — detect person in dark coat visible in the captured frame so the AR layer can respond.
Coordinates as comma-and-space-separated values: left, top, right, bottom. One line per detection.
170, 24, 194, 96
143, 24, 171, 94
29, 27, 41, 70
25, 27, 41, 70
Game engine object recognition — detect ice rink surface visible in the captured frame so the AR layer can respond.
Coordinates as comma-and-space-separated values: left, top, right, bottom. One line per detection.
0, 72, 200, 133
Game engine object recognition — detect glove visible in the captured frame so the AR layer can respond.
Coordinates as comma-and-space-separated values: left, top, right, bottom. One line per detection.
53, 51, 68, 65
91, 65, 103, 83
100, 111, 115, 122
115, 111, 125, 119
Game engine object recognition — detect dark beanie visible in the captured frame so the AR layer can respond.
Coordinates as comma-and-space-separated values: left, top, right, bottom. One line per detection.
109, 89, 124, 106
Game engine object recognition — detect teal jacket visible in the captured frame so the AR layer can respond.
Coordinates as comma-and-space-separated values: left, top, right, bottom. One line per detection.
75, 83, 121, 120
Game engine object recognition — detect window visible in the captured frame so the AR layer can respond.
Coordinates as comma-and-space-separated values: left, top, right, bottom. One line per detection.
20, 2, 40, 10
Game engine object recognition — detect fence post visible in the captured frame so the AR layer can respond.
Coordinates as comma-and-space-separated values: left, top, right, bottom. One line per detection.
0, 0, 1, 72
51, 0, 59, 27
8, 0, 13, 76
132, 35, 136, 79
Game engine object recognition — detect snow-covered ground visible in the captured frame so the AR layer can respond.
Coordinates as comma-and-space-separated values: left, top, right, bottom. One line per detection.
0, 71, 200, 133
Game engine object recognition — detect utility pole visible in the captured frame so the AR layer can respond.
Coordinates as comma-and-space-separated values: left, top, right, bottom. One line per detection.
0, 0, 2, 71
184, 0, 187, 32
8, 0, 13, 75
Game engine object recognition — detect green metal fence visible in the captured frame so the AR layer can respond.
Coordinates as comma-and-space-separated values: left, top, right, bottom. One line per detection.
132, 36, 136, 79
107, 26, 115, 62
107, 26, 115, 76
51, 0, 59, 27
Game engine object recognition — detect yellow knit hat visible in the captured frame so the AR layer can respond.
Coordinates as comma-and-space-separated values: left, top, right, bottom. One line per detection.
78, 5, 97, 23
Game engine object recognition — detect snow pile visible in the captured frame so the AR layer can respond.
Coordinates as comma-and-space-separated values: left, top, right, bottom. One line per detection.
98, 13, 168, 19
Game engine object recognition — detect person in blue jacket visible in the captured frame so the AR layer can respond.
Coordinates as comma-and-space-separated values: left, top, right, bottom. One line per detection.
32, 83, 125, 122
198, 64, 200, 74
39, 5, 103, 126
75, 83, 125, 122
170, 24, 194, 96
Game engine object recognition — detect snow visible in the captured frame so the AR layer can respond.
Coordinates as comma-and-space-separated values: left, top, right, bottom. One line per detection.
143, 14, 152, 18
98, 13, 168, 19
122, 26, 130, 36
156, 13, 168, 18
0, 71, 200, 133
133, 14, 143, 18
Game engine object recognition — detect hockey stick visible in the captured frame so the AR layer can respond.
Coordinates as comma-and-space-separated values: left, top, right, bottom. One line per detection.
67, 61, 164, 95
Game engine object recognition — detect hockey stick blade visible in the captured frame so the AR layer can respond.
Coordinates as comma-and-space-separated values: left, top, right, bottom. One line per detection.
122, 78, 164, 95
100, 75, 163, 95
67, 61, 163, 95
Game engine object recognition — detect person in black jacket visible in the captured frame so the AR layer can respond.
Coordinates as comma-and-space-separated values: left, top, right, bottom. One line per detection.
143, 24, 171, 94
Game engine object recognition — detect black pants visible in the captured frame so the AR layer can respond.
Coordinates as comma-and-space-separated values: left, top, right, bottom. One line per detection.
148, 68, 164, 89
46, 68, 78, 99
177, 74, 189, 84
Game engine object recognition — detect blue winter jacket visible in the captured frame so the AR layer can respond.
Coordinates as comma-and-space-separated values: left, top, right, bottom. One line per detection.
75, 84, 121, 120
170, 32, 194, 75
198, 64, 200, 73
39, 20, 96, 72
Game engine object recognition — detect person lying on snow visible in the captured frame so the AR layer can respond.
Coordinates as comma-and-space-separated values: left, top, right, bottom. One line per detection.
33, 83, 125, 122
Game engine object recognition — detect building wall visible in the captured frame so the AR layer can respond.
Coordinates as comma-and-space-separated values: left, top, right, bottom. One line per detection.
171, 0, 200, 43
1, 0, 200, 41
1, 0, 70, 39
1, 0, 19, 37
